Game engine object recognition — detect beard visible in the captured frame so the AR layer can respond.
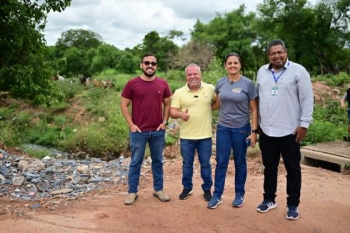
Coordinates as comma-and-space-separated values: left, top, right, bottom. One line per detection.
143, 68, 156, 77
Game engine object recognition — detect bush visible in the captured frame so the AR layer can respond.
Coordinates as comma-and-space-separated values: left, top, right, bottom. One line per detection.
313, 100, 347, 126
302, 120, 345, 146
165, 69, 183, 81
303, 99, 347, 146
203, 57, 226, 85
55, 80, 84, 100
62, 91, 130, 157
312, 72, 350, 87
0, 111, 31, 146
66, 118, 128, 157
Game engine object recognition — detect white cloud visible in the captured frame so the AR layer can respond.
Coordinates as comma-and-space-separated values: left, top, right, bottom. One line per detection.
44, 0, 316, 49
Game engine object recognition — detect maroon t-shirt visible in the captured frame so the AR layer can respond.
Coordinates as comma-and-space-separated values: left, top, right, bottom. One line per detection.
121, 76, 171, 131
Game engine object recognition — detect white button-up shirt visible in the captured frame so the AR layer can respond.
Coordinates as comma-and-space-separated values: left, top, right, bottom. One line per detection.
257, 59, 314, 137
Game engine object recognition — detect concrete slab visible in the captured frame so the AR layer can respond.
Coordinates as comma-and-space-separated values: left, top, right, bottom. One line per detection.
301, 140, 350, 173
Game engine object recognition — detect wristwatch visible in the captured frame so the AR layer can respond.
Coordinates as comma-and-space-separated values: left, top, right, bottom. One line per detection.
251, 129, 259, 133
163, 120, 168, 125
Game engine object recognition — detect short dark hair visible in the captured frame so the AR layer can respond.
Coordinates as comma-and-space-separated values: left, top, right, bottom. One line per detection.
141, 53, 156, 62
267, 39, 287, 54
224, 52, 242, 65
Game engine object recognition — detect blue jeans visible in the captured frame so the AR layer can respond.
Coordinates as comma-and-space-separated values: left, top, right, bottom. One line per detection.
180, 138, 213, 191
128, 130, 165, 193
213, 123, 251, 198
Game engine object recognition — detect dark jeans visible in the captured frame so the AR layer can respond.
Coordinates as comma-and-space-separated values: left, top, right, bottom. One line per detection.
180, 138, 213, 191
259, 130, 301, 207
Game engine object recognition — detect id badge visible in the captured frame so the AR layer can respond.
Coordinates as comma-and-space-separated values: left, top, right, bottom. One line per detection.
271, 86, 278, 96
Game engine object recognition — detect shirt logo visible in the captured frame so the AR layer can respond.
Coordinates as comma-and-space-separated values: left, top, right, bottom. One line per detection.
232, 88, 241, 93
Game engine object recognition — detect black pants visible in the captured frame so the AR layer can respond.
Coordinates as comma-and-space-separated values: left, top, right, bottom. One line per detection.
259, 130, 301, 207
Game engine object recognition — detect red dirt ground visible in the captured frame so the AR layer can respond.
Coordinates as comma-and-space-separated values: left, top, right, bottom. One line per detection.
1, 152, 350, 233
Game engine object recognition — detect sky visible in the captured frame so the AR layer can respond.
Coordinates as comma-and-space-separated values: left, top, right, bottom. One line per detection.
44, 0, 316, 50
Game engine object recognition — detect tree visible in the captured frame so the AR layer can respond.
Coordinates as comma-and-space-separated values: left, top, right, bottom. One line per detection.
167, 30, 184, 40
62, 47, 86, 77
0, 0, 71, 105
55, 30, 118, 77
90, 55, 105, 75
191, 6, 258, 75
168, 39, 215, 70
138, 31, 179, 72
96, 43, 119, 71
255, 0, 350, 74
115, 52, 139, 74
55, 29, 102, 56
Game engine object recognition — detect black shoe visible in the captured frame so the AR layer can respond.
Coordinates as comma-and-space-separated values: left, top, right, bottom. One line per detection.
179, 188, 193, 200
203, 190, 212, 202
343, 136, 349, 141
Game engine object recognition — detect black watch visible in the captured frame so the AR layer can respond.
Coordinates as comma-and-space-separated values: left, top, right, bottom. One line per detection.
251, 129, 259, 133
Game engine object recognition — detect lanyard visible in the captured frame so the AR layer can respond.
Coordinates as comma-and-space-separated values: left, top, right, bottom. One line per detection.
271, 69, 285, 84
270, 61, 290, 84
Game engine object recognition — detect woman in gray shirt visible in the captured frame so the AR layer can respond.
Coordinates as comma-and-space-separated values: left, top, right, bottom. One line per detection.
207, 53, 258, 209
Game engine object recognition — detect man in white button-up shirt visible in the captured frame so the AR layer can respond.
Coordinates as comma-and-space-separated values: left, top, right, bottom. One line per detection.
256, 39, 314, 220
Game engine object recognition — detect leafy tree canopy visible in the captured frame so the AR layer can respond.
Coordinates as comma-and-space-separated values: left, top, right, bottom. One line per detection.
255, 0, 350, 74
0, 0, 71, 105
191, 5, 258, 75
56, 29, 103, 54
137, 31, 179, 72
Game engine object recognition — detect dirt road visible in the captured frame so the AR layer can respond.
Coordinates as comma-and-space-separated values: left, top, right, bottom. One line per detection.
1, 155, 350, 233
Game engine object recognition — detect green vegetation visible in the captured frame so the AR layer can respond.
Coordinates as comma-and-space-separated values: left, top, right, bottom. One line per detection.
1, 0, 349, 158
21, 147, 52, 160
0, 0, 71, 105
1, 63, 349, 158
345, 163, 350, 170
0, 81, 130, 158
302, 73, 349, 146
312, 72, 350, 87
2, 0, 349, 106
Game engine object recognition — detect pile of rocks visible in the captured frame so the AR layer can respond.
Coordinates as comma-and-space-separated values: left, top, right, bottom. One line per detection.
0, 149, 131, 205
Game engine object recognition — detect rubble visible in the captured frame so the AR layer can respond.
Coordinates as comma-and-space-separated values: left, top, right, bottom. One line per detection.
0, 148, 134, 215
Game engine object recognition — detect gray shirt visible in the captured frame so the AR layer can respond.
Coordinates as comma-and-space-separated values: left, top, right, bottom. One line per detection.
257, 59, 314, 137
215, 76, 258, 128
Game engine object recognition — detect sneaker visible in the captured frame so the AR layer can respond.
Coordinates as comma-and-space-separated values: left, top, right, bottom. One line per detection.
257, 201, 277, 213
207, 197, 223, 209
232, 193, 245, 207
179, 188, 193, 200
286, 206, 299, 220
203, 190, 212, 202
153, 190, 170, 202
124, 193, 138, 205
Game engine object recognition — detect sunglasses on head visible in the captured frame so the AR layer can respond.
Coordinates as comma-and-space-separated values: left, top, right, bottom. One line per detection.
143, 61, 157, 66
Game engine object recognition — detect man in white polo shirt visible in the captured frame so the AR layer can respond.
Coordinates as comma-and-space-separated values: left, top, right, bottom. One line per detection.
256, 39, 314, 220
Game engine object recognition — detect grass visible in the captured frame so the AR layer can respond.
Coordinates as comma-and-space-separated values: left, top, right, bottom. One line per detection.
21, 147, 51, 159
95, 69, 184, 92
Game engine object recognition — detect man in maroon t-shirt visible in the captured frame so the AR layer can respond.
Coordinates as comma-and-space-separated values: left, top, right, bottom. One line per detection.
121, 53, 171, 205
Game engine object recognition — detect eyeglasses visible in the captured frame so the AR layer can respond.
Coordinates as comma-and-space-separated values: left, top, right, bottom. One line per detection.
143, 61, 157, 66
